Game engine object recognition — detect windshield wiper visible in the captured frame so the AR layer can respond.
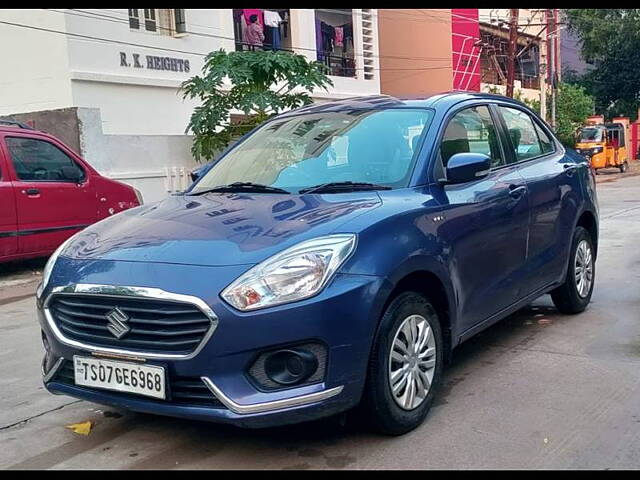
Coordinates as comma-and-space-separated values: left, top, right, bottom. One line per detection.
299, 181, 392, 194
189, 182, 290, 195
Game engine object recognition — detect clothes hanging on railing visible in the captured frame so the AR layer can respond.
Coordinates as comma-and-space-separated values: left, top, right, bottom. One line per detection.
263, 10, 283, 51
335, 27, 344, 47
242, 9, 264, 27
316, 19, 355, 77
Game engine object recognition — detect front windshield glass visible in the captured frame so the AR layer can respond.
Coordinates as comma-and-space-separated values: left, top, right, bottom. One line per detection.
190, 108, 434, 194
580, 127, 603, 142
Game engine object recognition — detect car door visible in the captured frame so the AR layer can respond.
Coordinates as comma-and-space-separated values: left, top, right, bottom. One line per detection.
0, 143, 18, 258
431, 104, 530, 331
2, 133, 97, 255
496, 105, 582, 294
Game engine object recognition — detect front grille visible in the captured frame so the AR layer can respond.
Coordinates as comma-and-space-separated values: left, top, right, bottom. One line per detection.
51, 360, 225, 408
48, 294, 213, 355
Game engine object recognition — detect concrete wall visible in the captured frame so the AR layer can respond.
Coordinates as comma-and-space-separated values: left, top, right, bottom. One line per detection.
481, 81, 541, 103
64, 9, 228, 136
0, 9, 73, 115
77, 108, 197, 204
377, 9, 453, 97
1, 108, 82, 155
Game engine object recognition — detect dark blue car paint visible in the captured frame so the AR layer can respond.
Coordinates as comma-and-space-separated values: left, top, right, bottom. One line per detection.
39, 92, 598, 428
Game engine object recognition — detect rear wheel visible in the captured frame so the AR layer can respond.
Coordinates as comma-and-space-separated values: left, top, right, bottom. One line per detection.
551, 226, 595, 314
360, 292, 444, 435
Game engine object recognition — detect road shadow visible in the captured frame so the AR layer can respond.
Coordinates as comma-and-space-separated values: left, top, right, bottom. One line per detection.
0, 257, 46, 279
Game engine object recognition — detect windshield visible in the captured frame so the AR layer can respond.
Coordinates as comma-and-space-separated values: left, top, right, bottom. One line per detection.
190, 108, 434, 194
579, 127, 604, 142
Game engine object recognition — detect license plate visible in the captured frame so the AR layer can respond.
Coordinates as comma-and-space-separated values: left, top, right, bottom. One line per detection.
73, 356, 166, 400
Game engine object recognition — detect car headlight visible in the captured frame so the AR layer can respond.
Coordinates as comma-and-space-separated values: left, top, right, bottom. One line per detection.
221, 234, 357, 311
36, 233, 78, 298
591, 147, 603, 154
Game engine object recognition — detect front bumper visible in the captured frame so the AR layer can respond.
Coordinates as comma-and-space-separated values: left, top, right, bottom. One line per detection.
39, 258, 386, 428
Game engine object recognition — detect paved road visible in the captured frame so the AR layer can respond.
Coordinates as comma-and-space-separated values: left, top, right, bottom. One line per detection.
1, 174, 640, 469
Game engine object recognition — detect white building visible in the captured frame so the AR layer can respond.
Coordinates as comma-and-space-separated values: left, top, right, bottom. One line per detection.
0, 9, 380, 202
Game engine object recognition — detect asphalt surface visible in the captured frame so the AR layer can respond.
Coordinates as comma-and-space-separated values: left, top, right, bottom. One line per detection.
1, 172, 640, 469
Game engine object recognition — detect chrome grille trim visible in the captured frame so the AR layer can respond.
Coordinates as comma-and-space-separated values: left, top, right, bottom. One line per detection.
43, 284, 218, 360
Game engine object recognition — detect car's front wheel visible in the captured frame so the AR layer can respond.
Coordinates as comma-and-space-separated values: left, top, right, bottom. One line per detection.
360, 292, 444, 435
551, 226, 595, 314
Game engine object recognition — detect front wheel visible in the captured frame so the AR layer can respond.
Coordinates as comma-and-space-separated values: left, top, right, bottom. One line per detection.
360, 292, 444, 435
551, 226, 595, 314
620, 161, 628, 173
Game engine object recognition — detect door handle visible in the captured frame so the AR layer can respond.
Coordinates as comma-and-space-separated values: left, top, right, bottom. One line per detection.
508, 185, 527, 199
22, 188, 40, 196
563, 164, 578, 177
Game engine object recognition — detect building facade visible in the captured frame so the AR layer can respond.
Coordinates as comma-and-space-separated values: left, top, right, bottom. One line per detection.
0, 9, 380, 202
378, 9, 559, 114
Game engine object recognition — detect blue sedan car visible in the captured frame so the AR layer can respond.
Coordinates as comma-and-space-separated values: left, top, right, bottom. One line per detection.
38, 92, 598, 435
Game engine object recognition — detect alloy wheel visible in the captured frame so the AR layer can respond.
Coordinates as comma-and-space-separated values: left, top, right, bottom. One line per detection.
575, 239, 594, 298
388, 314, 437, 410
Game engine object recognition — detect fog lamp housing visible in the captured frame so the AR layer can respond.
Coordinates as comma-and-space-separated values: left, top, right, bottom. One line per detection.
247, 342, 327, 391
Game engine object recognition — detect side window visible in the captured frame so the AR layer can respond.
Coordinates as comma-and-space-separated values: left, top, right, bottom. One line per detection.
534, 122, 555, 154
440, 106, 505, 169
499, 107, 547, 161
5, 137, 85, 182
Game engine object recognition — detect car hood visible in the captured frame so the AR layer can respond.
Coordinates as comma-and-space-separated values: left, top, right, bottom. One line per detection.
64, 191, 382, 266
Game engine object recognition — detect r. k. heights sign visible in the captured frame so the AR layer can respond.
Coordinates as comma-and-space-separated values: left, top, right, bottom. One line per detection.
119, 52, 191, 73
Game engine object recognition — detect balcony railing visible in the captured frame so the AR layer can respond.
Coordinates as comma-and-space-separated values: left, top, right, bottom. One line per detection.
317, 52, 356, 78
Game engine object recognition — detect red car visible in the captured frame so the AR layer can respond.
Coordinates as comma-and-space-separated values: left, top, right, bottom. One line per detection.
0, 120, 142, 263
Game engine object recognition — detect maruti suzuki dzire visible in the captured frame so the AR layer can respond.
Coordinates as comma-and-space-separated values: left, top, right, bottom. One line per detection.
38, 92, 598, 435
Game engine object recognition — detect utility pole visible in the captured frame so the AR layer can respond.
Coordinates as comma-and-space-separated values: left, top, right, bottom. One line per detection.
540, 62, 547, 120
548, 8, 557, 129
505, 9, 519, 98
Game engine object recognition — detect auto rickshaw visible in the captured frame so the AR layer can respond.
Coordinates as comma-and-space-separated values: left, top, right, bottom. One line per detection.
575, 123, 629, 174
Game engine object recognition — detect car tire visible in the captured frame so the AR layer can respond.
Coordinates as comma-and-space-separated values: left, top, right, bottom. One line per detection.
619, 161, 628, 173
360, 291, 444, 435
551, 226, 595, 314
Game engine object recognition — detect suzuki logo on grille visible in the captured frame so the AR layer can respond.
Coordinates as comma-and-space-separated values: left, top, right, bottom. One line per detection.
105, 307, 131, 339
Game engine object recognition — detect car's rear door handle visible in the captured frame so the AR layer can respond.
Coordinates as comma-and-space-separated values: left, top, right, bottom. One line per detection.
563, 164, 578, 177
22, 188, 40, 196
508, 185, 527, 199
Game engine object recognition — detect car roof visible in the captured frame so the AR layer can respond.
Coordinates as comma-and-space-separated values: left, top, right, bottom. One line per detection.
0, 119, 38, 132
278, 91, 530, 118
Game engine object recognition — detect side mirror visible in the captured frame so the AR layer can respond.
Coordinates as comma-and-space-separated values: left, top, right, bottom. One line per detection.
61, 166, 83, 183
445, 153, 491, 184
190, 162, 213, 182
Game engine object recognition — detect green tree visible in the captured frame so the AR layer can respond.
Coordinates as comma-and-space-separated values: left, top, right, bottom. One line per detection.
564, 9, 640, 120
554, 82, 595, 147
182, 49, 333, 162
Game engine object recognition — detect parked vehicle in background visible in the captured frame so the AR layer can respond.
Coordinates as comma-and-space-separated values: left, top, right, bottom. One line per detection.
0, 121, 142, 264
575, 123, 629, 174
38, 92, 598, 435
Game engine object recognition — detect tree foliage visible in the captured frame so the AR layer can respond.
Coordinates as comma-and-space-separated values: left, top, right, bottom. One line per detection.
182, 49, 333, 162
485, 82, 592, 147
554, 82, 595, 147
564, 9, 640, 120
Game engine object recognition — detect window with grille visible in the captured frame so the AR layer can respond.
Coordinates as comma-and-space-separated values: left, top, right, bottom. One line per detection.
144, 9, 157, 31
128, 9, 140, 29
128, 8, 186, 36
